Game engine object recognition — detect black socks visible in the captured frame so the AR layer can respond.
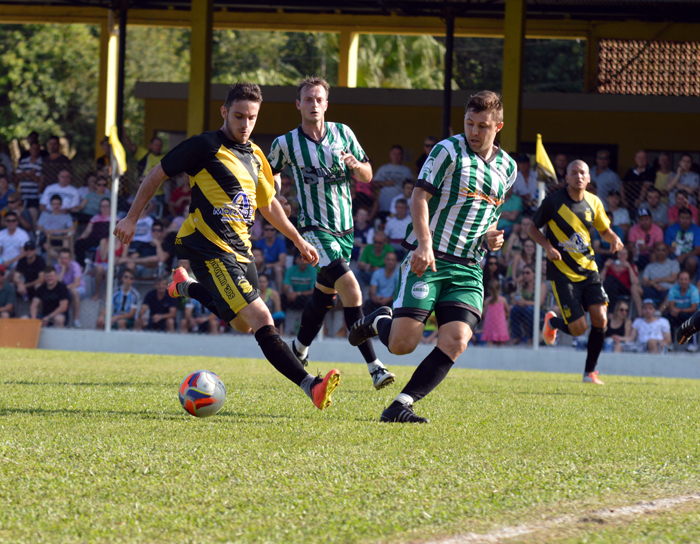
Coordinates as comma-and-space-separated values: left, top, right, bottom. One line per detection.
376, 316, 392, 348
399, 346, 454, 404
344, 306, 378, 363
585, 326, 606, 374
297, 288, 336, 347
255, 325, 308, 386
550, 316, 571, 336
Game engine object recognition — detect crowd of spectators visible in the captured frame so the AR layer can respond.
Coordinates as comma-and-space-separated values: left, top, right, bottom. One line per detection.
2, 132, 700, 353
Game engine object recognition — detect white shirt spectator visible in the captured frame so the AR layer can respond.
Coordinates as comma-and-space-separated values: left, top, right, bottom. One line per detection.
375, 163, 414, 212
612, 207, 631, 227
512, 170, 539, 206
0, 227, 30, 265
632, 316, 671, 345
133, 215, 154, 243
591, 167, 621, 209
390, 194, 412, 217
384, 215, 412, 242
40, 182, 81, 210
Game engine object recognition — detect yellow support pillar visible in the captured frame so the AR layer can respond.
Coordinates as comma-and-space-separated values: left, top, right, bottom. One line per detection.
338, 30, 359, 88
500, 0, 526, 154
96, 13, 119, 159
187, 0, 213, 137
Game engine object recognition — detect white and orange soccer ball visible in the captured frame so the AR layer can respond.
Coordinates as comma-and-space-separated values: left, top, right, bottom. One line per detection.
178, 370, 226, 417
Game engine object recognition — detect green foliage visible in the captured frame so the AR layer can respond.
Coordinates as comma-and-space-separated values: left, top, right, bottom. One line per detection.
0, 24, 100, 159
1, 349, 700, 543
524, 39, 586, 93
453, 37, 504, 91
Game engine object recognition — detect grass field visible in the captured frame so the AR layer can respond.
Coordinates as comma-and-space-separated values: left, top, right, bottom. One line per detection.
1, 347, 700, 544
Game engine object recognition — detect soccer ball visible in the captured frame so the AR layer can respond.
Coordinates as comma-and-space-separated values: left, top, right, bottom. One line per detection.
178, 370, 226, 417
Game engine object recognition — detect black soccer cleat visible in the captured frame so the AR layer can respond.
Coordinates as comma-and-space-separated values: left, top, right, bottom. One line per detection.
291, 340, 309, 367
380, 402, 429, 423
348, 306, 392, 347
677, 311, 700, 345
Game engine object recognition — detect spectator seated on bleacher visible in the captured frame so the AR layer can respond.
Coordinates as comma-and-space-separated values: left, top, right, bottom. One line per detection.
503, 214, 533, 266
37, 194, 75, 262
92, 237, 129, 301
13, 241, 44, 301
356, 230, 395, 287
372, 145, 414, 219
509, 237, 536, 286
55, 248, 85, 328
639, 187, 668, 231
593, 210, 626, 269
662, 270, 699, 340
352, 207, 374, 263
600, 245, 643, 317
180, 297, 219, 335
496, 187, 522, 239
665, 207, 700, 280
124, 220, 174, 278
641, 242, 679, 303
39, 169, 80, 214
591, 149, 621, 208
24, 266, 69, 328
508, 264, 547, 346
606, 300, 634, 353
75, 174, 110, 224
135, 277, 177, 333
625, 298, 672, 354
512, 154, 538, 213
255, 224, 286, 290
5, 193, 35, 234
168, 173, 191, 219
653, 152, 673, 205
41, 136, 71, 189
14, 141, 43, 223
0, 174, 16, 215
383, 198, 411, 258
364, 251, 399, 315
627, 207, 664, 271
622, 150, 655, 211
95, 269, 139, 330
0, 264, 16, 317
258, 272, 285, 333
75, 197, 111, 266
282, 253, 316, 311
667, 190, 698, 226
0, 211, 30, 271
667, 153, 699, 207
605, 190, 630, 240
389, 180, 414, 218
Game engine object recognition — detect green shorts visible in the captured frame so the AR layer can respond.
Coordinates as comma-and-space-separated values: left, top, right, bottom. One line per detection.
302, 230, 354, 288
393, 251, 484, 323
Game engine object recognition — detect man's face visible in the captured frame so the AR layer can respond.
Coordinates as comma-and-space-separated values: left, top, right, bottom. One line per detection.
647, 191, 660, 207
4, 215, 17, 231
253, 249, 264, 267
677, 192, 689, 208
121, 273, 135, 288
643, 304, 655, 317
606, 193, 620, 208
596, 154, 610, 170
639, 215, 652, 231
395, 202, 408, 219
373, 235, 386, 249
47, 138, 59, 154
221, 100, 260, 144
151, 224, 164, 240
384, 252, 397, 270
424, 139, 437, 155
355, 208, 368, 223
155, 280, 167, 295
296, 85, 328, 124
521, 216, 531, 232
679, 272, 691, 290
517, 160, 530, 175
680, 212, 692, 230
51, 199, 62, 212
264, 226, 276, 240
7, 196, 20, 210
659, 154, 671, 170
150, 138, 163, 155
59, 252, 71, 266
566, 161, 591, 191
29, 143, 41, 158
680, 156, 693, 172
389, 148, 403, 165
464, 109, 503, 156
403, 183, 414, 198
655, 245, 668, 260
296, 257, 307, 271
58, 170, 72, 187
555, 154, 568, 170
635, 151, 648, 169
45, 271, 57, 288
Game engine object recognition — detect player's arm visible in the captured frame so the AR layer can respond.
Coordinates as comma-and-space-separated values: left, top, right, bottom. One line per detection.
599, 227, 623, 253
484, 222, 505, 252
409, 187, 435, 277
114, 164, 168, 244
258, 198, 318, 267
527, 222, 561, 261
341, 153, 372, 184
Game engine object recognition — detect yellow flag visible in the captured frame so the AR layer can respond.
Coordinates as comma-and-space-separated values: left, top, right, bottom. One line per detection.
109, 125, 127, 176
536, 134, 556, 181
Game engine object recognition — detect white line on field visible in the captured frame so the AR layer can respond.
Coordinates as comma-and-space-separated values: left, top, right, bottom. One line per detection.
425, 493, 700, 544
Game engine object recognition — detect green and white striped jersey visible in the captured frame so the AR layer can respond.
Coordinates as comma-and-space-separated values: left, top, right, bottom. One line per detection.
268, 123, 367, 235
403, 135, 517, 264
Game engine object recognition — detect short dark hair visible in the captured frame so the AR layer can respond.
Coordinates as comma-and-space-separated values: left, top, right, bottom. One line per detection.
44, 266, 56, 274
47, 135, 60, 144
647, 187, 660, 195
50, 195, 63, 204
395, 198, 408, 207
152, 219, 164, 229
59, 248, 72, 256
466, 91, 503, 123
391, 145, 403, 153
297, 77, 330, 102
4, 211, 17, 220
150, 136, 162, 144
224, 82, 263, 108
679, 207, 692, 218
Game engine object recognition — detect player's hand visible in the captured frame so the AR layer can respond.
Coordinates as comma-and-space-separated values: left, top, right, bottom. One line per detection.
340, 151, 361, 170
114, 217, 137, 245
485, 229, 505, 251
609, 236, 624, 253
545, 246, 562, 261
276, 194, 292, 218
296, 239, 319, 267
411, 244, 436, 278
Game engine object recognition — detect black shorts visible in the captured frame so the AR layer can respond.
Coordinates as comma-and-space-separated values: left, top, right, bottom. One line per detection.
175, 230, 259, 323
550, 276, 609, 324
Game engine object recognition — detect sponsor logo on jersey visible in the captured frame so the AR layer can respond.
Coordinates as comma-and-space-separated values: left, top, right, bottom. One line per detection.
301, 165, 346, 185
558, 232, 590, 254
585, 209, 592, 222
411, 281, 430, 300
208, 259, 236, 300
457, 187, 505, 206
238, 279, 254, 294
212, 192, 253, 223
329, 142, 345, 158
330, 241, 341, 252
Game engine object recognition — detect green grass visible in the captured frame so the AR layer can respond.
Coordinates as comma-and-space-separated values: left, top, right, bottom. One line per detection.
1, 348, 700, 544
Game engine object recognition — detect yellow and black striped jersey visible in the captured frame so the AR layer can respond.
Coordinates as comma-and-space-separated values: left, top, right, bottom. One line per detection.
532, 188, 610, 282
161, 130, 275, 262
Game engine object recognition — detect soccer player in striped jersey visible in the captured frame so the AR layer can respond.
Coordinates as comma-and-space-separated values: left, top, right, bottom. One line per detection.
267, 77, 395, 390
349, 91, 517, 422
528, 160, 623, 385
114, 83, 341, 411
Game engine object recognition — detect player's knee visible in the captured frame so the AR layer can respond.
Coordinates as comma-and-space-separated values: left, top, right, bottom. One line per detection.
231, 316, 252, 333
388, 334, 420, 355
568, 320, 588, 337
437, 335, 469, 359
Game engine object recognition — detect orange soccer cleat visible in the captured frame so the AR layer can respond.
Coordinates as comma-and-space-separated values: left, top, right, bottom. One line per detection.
168, 266, 190, 299
583, 370, 604, 385
542, 311, 558, 346
311, 369, 341, 410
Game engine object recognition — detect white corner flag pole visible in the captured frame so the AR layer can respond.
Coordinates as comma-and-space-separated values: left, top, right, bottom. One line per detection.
104, 146, 120, 332
532, 180, 546, 351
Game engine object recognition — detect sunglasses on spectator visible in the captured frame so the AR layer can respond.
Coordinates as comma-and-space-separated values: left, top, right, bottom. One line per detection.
122, 275, 134, 280
97, 183, 108, 187
264, 228, 275, 231
619, 307, 629, 312
7, 199, 19, 203
5, 218, 17, 223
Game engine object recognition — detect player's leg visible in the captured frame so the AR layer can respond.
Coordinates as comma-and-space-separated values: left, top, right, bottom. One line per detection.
582, 301, 608, 384
677, 310, 700, 344
543, 280, 589, 343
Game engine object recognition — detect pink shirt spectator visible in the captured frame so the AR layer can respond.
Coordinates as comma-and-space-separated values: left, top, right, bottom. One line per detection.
668, 204, 699, 225
628, 223, 664, 257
